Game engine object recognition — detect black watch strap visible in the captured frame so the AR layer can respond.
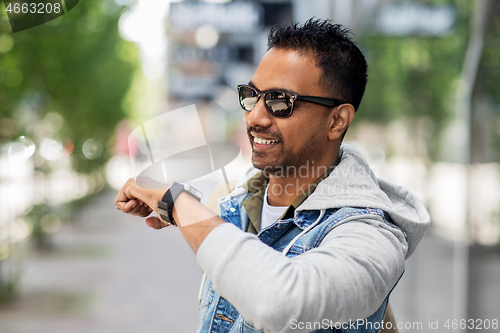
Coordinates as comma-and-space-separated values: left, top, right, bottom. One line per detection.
157, 182, 202, 226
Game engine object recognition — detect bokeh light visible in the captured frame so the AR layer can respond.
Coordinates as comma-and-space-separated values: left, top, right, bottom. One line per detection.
0, 241, 9, 261
0, 34, 14, 54
195, 24, 220, 49
39, 138, 64, 161
10, 218, 33, 242
82, 138, 103, 160
40, 213, 62, 234
7, 136, 36, 164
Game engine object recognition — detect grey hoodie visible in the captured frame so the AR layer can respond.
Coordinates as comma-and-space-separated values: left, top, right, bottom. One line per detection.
196, 143, 431, 333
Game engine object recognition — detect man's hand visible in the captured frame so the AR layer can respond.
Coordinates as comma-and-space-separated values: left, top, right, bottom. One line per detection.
114, 178, 226, 253
114, 178, 170, 229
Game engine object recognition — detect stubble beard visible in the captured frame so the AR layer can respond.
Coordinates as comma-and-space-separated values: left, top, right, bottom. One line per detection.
247, 121, 324, 178
251, 134, 324, 179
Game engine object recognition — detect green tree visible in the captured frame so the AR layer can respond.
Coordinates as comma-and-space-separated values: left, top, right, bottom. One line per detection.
357, 0, 472, 159
0, 0, 139, 172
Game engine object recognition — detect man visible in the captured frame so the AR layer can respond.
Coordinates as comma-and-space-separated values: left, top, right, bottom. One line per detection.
115, 19, 430, 333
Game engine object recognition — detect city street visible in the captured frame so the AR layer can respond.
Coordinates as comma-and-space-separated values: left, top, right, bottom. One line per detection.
1, 1, 499, 332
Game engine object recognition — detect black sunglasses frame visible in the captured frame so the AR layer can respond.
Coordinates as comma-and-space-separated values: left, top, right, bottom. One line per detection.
237, 84, 344, 118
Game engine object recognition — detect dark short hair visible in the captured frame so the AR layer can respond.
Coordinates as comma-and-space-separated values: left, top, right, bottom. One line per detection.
267, 18, 367, 111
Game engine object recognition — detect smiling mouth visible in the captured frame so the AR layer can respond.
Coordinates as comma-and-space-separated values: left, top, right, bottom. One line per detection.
253, 137, 279, 145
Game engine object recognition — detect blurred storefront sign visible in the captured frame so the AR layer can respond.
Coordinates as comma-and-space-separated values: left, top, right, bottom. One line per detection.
170, 74, 220, 99
167, 0, 294, 100
169, 1, 264, 33
376, 4, 455, 36
171, 45, 241, 64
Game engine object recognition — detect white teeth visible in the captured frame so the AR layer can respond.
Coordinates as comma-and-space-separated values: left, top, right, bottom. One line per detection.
254, 137, 279, 145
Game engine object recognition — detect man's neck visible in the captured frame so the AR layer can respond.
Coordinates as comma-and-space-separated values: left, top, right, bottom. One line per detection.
266, 152, 339, 207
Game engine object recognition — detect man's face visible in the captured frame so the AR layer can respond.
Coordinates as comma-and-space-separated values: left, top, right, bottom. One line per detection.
244, 48, 333, 176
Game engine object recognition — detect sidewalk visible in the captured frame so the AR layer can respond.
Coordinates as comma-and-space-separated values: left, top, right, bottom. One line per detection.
390, 232, 500, 332
0, 189, 202, 333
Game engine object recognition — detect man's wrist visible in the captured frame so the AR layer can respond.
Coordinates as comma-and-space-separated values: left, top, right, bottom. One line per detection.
130, 185, 166, 214
157, 182, 203, 226
146, 188, 167, 211
172, 191, 197, 226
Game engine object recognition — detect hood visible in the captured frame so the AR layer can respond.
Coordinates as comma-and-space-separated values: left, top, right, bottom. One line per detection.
297, 143, 431, 258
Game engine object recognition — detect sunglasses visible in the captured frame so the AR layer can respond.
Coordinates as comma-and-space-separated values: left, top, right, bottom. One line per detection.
237, 84, 344, 118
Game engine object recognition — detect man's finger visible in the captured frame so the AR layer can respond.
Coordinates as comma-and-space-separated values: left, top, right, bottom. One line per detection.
129, 202, 152, 216
145, 216, 167, 229
114, 178, 139, 207
115, 187, 133, 206
136, 205, 152, 217
120, 199, 138, 213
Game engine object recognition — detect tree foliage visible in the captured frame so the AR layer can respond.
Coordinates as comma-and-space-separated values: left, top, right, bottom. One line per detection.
354, 0, 473, 159
476, 7, 500, 162
0, 0, 139, 172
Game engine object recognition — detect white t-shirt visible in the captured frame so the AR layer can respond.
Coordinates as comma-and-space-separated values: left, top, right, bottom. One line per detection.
260, 185, 288, 230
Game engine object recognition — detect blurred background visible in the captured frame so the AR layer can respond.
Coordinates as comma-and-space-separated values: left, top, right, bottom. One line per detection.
0, 0, 499, 332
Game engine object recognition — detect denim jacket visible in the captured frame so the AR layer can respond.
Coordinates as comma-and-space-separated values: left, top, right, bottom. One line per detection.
199, 201, 393, 332
195, 144, 430, 333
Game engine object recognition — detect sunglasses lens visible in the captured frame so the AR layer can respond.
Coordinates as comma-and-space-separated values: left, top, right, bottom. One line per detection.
264, 91, 293, 118
237, 86, 293, 118
238, 86, 259, 111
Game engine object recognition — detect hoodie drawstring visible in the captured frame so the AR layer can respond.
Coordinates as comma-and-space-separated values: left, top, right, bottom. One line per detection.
198, 210, 325, 306
198, 271, 207, 309
281, 209, 326, 256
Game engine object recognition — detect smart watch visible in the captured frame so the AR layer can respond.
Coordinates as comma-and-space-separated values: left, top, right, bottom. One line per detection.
157, 182, 203, 226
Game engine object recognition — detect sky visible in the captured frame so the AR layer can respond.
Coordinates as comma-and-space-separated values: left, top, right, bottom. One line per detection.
118, 0, 172, 78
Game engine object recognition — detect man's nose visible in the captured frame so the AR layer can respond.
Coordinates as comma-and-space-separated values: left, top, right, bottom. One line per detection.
245, 98, 273, 128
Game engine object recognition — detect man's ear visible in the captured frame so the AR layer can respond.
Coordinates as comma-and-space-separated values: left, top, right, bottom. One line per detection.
327, 104, 355, 141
